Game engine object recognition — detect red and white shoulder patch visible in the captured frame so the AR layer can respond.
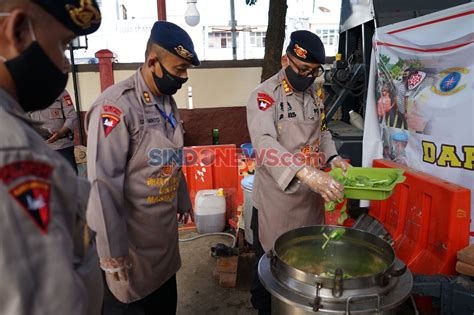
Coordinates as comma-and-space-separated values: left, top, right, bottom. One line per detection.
63, 93, 74, 107
257, 93, 274, 111
0, 161, 53, 234
103, 105, 122, 116
101, 105, 122, 137
10, 180, 51, 234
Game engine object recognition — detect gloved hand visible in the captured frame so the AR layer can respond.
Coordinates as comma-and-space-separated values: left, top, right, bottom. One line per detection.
330, 156, 351, 176
178, 208, 194, 224
296, 166, 344, 202
100, 256, 131, 282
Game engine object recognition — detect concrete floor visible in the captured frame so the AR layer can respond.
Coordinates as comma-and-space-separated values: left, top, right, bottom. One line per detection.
177, 229, 257, 315
175, 229, 418, 315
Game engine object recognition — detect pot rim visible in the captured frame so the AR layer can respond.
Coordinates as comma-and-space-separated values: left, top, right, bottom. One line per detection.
271, 225, 404, 290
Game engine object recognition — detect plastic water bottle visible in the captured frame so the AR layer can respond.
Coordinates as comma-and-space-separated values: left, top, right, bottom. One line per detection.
349, 110, 364, 130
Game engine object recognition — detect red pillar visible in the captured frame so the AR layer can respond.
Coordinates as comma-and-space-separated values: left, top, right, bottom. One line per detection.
157, 0, 167, 21
95, 49, 115, 92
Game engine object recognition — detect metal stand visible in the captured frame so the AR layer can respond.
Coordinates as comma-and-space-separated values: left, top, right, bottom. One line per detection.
69, 36, 88, 145
412, 274, 474, 315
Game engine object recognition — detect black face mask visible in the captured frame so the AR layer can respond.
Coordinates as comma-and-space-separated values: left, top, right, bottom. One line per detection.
5, 41, 68, 112
285, 65, 316, 91
152, 62, 187, 95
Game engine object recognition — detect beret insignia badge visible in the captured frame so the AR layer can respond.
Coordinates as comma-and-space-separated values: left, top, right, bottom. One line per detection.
174, 45, 194, 60
66, 0, 101, 29
293, 44, 307, 59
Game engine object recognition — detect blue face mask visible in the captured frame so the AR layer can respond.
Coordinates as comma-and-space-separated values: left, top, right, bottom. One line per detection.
152, 61, 187, 95
0, 15, 68, 111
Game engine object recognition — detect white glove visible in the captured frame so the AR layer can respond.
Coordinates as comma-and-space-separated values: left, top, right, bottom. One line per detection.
296, 166, 344, 202
329, 156, 351, 176
100, 256, 131, 281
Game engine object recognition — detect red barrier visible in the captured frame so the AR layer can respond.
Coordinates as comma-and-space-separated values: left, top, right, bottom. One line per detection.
370, 159, 470, 275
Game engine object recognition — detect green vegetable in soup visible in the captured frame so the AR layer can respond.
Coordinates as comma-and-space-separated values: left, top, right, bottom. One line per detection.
321, 228, 346, 249
280, 239, 389, 278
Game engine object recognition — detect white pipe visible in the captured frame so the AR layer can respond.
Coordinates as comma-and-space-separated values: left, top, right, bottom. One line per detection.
179, 232, 237, 248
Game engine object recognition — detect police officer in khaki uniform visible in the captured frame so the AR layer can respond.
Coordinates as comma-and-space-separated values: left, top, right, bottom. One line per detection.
247, 31, 350, 314
86, 21, 196, 314
0, 0, 102, 314
28, 89, 78, 172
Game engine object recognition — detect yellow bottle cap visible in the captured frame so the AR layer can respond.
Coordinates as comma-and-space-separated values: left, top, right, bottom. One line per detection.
217, 188, 225, 197
336, 53, 342, 61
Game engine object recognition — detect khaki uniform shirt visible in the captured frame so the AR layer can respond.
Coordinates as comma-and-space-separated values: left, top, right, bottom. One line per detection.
0, 89, 102, 315
28, 90, 76, 150
86, 69, 192, 303
247, 70, 338, 251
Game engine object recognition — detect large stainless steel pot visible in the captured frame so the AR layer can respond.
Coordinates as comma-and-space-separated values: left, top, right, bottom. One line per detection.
258, 226, 413, 314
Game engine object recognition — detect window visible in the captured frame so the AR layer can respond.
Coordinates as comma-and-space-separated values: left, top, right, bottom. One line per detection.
329, 30, 337, 46
250, 32, 266, 47
316, 29, 338, 45
208, 32, 236, 48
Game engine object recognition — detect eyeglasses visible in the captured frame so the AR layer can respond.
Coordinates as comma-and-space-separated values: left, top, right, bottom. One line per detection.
288, 55, 325, 78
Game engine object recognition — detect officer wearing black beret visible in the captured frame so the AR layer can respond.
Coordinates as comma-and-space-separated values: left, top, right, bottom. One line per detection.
246, 30, 350, 314
86, 21, 197, 314
0, 0, 102, 314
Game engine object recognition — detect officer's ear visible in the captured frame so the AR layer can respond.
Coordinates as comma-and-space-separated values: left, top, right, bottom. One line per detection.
147, 56, 165, 77
147, 56, 156, 68
1, 10, 31, 57
147, 55, 161, 73
281, 54, 289, 68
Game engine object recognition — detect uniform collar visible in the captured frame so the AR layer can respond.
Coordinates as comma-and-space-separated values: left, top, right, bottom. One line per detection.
0, 88, 36, 124
137, 68, 158, 106
278, 69, 293, 96
278, 68, 317, 97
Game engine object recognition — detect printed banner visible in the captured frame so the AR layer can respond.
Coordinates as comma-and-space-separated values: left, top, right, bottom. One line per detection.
363, 3, 474, 241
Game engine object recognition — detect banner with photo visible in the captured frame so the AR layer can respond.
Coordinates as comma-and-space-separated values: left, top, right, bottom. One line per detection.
363, 3, 474, 241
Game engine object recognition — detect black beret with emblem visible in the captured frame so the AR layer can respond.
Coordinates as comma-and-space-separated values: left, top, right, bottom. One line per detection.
286, 30, 325, 64
31, 0, 101, 36
149, 21, 200, 66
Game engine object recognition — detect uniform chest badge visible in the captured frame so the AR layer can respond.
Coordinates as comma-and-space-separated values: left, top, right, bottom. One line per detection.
50, 108, 62, 119
257, 93, 274, 111
101, 114, 120, 137
301, 145, 312, 157
431, 68, 468, 96
161, 165, 174, 178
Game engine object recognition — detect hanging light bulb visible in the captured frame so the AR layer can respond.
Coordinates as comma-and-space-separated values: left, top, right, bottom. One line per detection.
185, 0, 200, 27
